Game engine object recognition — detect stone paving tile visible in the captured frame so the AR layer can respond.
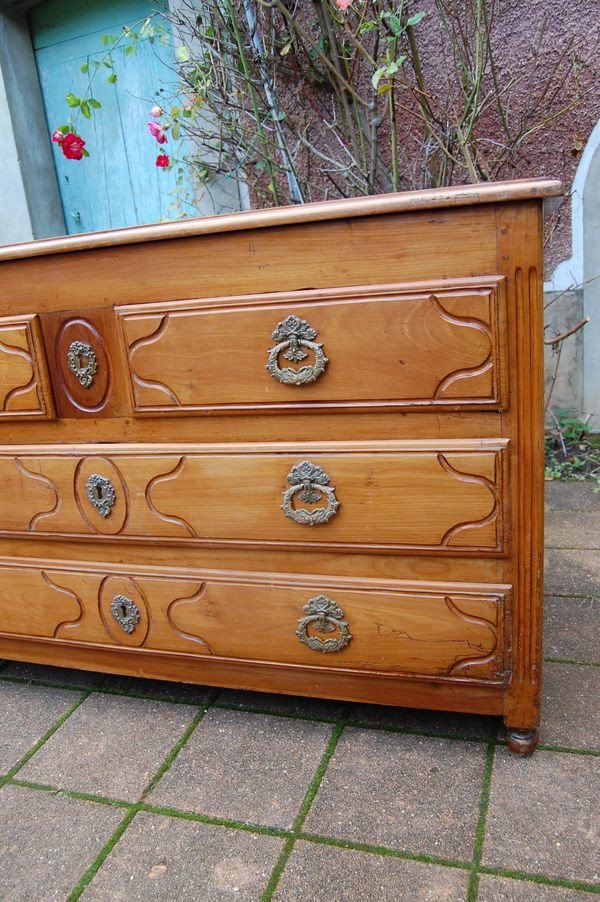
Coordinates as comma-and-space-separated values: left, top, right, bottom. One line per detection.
217, 688, 345, 720
348, 703, 496, 741
544, 549, 600, 597
2, 660, 103, 688
545, 481, 600, 512
545, 511, 600, 550
483, 748, 600, 883
541, 664, 600, 751
544, 596, 600, 662
478, 875, 599, 901
0, 784, 123, 901
273, 841, 470, 901
83, 811, 283, 901
305, 729, 486, 860
99, 674, 214, 704
19, 693, 198, 801
0, 682, 80, 774
149, 708, 333, 829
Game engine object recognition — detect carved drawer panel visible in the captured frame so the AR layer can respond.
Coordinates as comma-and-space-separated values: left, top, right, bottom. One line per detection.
116, 278, 507, 416
0, 559, 509, 682
0, 315, 54, 419
0, 440, 507, 553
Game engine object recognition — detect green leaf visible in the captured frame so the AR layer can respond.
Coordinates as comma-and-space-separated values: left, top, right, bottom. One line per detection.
80, 100, 91, 119
386, 14, 402, 35
171, 122, 181, 140
66, 92, 80, 107
58, 124, 70, 133
170, 106, 182, 119
124, 43, 136, 56
107, 73, 118, 84
406, 11, 427, 27
359, 20, 376, 34
176, 45, 191, 62
82, 148, 90, 157
80, 62, 89, 74
183, 107, 193, 118
88, 98, 101, 109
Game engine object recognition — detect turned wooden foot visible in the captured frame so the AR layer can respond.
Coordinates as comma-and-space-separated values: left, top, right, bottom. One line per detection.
505, 728, 539, 756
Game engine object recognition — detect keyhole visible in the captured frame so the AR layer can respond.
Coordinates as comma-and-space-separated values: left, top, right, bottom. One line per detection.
118, 603, 127, 619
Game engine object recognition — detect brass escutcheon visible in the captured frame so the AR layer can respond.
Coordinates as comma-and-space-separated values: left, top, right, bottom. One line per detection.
86, 473, 116, 518
67, 340, 98, 388
296, 595, 352, 653
266, 315, 328, 385
111, 594, 140, 634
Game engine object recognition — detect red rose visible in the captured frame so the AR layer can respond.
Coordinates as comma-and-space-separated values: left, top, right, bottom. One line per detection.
61, 132, 86, 160
156, 153, 170, 168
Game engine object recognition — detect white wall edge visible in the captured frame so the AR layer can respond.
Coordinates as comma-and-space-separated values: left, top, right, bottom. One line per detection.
544, 117, 600, 292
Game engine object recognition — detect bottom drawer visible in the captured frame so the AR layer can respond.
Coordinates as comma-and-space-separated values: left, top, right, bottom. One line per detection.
0, 559, 509, 683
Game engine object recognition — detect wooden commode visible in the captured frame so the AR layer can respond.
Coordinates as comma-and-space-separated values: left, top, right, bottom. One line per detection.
0, 179, 561, 754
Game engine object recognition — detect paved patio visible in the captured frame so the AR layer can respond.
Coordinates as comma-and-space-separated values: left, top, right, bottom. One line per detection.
0, 481, 598, 901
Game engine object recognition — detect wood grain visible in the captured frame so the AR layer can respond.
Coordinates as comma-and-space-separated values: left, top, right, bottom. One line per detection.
0, 440, 507, 553
0, 178, 561, 262
0, 557, 509, 681
116, 278, 507, 415
0, 315, 55, 419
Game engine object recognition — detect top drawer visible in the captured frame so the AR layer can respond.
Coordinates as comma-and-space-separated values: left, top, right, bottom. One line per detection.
116, 277, 507, 417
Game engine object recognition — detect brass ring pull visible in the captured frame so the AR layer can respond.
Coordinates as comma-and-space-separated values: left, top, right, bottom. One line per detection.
282, 461, 340, 526
111, 594, 140, 634
266, 315, 328, 385
296, 595, 352, 653
86, 473, 116, 518
67, 340, 98, 388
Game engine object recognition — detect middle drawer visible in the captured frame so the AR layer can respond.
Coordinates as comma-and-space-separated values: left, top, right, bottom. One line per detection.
2, 440, 506, 554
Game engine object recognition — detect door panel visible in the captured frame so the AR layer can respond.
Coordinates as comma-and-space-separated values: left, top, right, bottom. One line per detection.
29, 0, 185, 233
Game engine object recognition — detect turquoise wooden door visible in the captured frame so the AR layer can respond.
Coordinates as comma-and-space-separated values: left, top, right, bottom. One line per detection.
29, 0, 185, 234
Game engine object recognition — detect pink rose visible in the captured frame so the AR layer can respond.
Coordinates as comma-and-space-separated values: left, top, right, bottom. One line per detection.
51, 129, 65, 144
335, 0, 352, 7
61, 132, 86, 160
147, 121, 167, 144
156, 153, 170, 168
150, 105, 163, 118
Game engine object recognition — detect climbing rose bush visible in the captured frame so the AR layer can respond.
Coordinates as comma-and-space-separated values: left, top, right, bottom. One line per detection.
51, 129, 86, 160
147, 121, 167, 144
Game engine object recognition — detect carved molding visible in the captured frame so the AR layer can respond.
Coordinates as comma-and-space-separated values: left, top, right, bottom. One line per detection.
0, 317, 54, 418
117, 280, 506, 415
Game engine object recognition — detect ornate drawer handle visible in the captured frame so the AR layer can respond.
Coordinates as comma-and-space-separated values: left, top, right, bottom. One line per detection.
282, 461, 340, 526
67, 340, 98, 388
111, 594, 140, 634
86, 473, 116, 518
266, 315, 328, 385
296, 595, 352, 653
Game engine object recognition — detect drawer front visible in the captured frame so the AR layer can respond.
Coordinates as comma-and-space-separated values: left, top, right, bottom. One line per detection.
0, 441, 506, 553
0, 560, 509, 682
0, 315, 54, 419
116, 278, 507, 416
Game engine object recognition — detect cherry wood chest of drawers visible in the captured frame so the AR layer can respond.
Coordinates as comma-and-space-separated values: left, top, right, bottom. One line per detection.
0, 179, 561, 754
